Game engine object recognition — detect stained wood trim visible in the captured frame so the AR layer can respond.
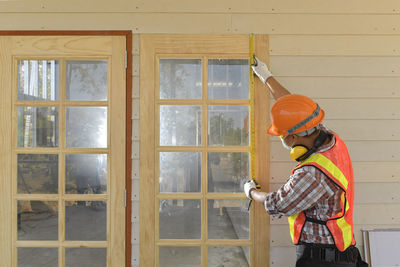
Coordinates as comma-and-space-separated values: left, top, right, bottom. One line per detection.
140, 34, 156, 267
1, 0, 400, 14
253, 34, 270, 266
0, 31, 132, 36
0, 36, 13, 266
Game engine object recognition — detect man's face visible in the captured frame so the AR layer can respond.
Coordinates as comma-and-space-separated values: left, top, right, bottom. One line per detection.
280, 134, 295, 150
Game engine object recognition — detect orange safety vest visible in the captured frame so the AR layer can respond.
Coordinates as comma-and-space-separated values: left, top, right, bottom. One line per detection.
288, 132, 356, 252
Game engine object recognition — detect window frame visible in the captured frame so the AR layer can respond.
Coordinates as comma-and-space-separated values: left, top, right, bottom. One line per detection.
140, 34, 270, 267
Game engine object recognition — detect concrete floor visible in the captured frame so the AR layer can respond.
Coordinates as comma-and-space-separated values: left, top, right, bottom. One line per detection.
159, 201, 250, 266
18, 201, 107, 267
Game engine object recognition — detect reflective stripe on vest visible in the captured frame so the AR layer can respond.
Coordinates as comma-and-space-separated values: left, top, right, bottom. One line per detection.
288, 132, 355, 251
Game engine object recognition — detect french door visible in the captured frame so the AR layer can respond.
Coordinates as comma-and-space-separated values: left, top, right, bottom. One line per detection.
140, 34, 269, 266
0, 35, 126, 267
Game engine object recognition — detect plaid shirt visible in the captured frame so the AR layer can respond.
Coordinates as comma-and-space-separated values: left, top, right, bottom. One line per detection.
265, 132, 343, 244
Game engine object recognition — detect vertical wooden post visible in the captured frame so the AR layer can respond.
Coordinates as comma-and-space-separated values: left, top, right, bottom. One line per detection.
139, 35, 156, 267
254, 34, 270, 267
0, 36, 13, 266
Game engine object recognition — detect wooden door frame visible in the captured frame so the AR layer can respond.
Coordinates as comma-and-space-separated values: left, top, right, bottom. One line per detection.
140, 34, 270, 266
0, 30, 133, 267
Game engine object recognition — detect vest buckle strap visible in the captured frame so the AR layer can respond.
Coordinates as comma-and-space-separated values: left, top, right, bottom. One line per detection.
305, 216, 327, 225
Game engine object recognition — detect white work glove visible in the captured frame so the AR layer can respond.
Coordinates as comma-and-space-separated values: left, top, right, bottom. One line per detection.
251, 56, 272, 84
244, 179, 260, 200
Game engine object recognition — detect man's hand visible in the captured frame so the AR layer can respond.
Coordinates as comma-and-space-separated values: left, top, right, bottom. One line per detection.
251, 56, 272, 84
244, 179, 260, 200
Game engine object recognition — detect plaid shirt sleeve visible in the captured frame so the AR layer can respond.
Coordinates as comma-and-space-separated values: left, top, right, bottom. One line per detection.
264, 165, 336, 219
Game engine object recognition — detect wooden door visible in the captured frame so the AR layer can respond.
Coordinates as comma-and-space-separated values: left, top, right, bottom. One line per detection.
0, 35, 126, 267
140, 34, 269, 266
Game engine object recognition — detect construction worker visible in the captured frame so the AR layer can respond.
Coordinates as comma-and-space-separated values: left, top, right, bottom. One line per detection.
244, 57, 368, 267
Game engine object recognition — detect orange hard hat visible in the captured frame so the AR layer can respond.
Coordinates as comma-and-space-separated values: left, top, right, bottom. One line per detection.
267, 94, 325, 136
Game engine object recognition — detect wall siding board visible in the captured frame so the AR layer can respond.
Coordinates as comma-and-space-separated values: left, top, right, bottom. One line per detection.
232, 14, 400, 34
323, 120, 400, 141
270, 35, 400, 56
270, 246, 296, 266
1, 14, 400, 35
270, 56, 400, 77
0, 13, 232, 33
274, 77, 400, 99
313, 99, 400, 120
271, 162, 400, 183
2, 0, 400, 14
271, 140, 400, 162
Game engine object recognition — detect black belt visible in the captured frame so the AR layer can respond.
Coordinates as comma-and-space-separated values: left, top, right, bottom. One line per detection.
296, 244, 358, 263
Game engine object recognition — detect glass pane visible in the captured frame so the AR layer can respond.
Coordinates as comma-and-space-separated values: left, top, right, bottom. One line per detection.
66, 154, 107, 194
66, 60, 108, 101
160, 59, 202, 99
208, 246, 249, 267
17, 107, 58, 148
18, 201, 58, 240
17, 154, 58, 194
208, 59, 249, 99
65, 248, 106, 267
159, 199, 201, 239
208, 105, 249, 146
160, 105, 201, 146
159, 247, 201, 267
65, 201, 106, 241
18, 247, 58, 267
17, 60, 59, 101
208, 152, 249, 193
208, 199, 249, 239
159, 152, 201, 193
66, 107, 107, 148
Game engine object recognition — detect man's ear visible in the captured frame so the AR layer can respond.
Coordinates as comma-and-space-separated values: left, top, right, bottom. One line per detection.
292, 134, 306, 148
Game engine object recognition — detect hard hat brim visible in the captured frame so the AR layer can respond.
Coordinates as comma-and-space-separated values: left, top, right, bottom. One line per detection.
266, 108, 325, 136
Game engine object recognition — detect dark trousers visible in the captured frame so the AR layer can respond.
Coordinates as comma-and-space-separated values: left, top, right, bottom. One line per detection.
296, 258, 356, 267
295, 244, 368, 267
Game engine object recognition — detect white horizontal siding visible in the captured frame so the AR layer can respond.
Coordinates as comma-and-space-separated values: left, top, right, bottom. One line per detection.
272, 77, 400, 98
270, 140, 400, 162
271, 162, 400, 183
232, 14, 400, 34
270, 246, 296, 266
1, 13, 400, 35
0, 13, 231, 33
270, 56, 400, 77
1, 0, 400, 14
270, 35, 400, 56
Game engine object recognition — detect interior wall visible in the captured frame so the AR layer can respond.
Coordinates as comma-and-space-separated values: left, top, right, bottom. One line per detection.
1, 1, 400, 266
